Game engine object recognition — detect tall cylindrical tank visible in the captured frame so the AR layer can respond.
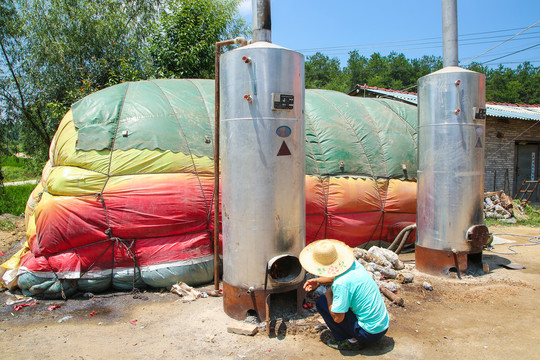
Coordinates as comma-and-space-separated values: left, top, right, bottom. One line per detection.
416, 66, 487, 273
220, 41, 305, 319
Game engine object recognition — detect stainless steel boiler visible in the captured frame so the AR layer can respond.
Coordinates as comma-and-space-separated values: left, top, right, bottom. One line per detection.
416, 66, 488, 274
220, 0, 305, 321
415, 0, 489, 275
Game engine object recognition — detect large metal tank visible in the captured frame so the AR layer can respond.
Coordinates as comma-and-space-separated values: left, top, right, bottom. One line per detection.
220, 40, 305, 320
416, 66, 488, 274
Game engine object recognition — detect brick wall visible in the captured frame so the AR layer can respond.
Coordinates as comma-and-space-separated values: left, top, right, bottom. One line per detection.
484, 117, 540, 195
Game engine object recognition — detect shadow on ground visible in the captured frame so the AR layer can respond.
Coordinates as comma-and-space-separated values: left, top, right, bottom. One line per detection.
317, 329, 394, 357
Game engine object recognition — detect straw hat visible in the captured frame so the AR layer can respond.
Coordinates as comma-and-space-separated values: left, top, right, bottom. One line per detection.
299, 239, 355, 277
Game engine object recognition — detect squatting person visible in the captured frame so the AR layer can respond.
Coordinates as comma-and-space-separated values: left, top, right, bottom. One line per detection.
299, 239, 389, 350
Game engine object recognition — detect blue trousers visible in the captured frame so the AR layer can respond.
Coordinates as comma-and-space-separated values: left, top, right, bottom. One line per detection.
316, 294, 387, 343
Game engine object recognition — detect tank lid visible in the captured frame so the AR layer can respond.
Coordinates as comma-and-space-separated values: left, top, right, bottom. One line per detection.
244, 41, 287, 50
422, 66, 483, 78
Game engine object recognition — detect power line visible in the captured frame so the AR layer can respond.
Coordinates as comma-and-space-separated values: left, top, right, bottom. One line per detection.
298, 31, 540, 53
296, 24, 540, 69
463, 20, 540, 65
477, 42, 540, 58
496, 59, 540, 65
459, 26, 540, 37
481, 43, 540, 65
296, 26, 540, 53
300, 36, 540, 58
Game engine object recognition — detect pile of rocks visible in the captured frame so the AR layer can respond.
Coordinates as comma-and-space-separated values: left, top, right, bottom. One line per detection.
484, 191, 527, 223
353, 246, 414, 293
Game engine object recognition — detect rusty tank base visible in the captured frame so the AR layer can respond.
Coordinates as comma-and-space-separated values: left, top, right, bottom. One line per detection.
223, 281, 305, 333
415, 245, 485, 277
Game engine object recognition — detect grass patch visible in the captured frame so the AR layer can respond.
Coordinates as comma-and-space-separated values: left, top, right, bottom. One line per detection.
518, 203, 540, 226
2, 166, 34, 182
1, 156, 41, 182
1, 156, 28, 167
0, 183, 35, 216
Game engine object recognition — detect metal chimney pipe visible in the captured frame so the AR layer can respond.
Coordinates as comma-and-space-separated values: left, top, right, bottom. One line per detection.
252, 0, 271, 42
442, 0, 458, 67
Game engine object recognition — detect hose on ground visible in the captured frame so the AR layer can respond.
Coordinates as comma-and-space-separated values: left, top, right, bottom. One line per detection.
486, 233, 540, 255
388, 224, 416, 255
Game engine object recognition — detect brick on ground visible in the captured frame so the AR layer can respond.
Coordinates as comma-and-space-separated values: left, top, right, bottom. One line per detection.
227, 322, 258, 336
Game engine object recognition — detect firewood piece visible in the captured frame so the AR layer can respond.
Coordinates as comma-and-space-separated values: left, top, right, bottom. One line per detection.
370, 263, 397, 279
379, 286, 404, 306
396, 272, 414, 284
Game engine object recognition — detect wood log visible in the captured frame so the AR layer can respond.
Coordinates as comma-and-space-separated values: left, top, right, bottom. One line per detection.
379, 286, 404, 306
484, 190, 504, 197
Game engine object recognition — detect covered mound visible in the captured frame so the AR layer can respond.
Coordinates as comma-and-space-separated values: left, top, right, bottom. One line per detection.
1, 79, 417, 297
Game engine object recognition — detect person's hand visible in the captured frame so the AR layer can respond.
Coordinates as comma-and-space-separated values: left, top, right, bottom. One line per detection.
303, 278, 319, 292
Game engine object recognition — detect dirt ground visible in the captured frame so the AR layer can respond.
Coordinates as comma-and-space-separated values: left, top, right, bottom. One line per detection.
1, 220, 540, 360
0, 215, 25, 265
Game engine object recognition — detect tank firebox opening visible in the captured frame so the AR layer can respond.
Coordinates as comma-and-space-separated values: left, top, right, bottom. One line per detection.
268, 255, 302, 283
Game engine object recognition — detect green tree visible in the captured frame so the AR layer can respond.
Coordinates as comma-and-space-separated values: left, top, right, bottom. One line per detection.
446, 61, 540, 104
308, 48, 538, 104
345, 50, 369, 87
411, 55, 443, 79
0, 0, 51, 159
515, 62, 540, 104
363, 53, 391, 88
343, 52, 442, 92
305, 52, 347, 91
149, 0, 249, 79
0, 0, 161, 161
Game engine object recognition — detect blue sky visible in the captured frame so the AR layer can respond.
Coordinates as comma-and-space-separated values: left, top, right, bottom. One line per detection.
238, 0, 540, 68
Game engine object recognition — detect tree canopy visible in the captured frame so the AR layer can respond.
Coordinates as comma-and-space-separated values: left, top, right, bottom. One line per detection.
306, 51, 539, 105
0, 0, 163, 162
0, 0, 248, 164
150, 0, 249, 79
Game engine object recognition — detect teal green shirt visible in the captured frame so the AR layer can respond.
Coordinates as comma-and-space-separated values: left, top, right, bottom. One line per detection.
331, 260, 390, 334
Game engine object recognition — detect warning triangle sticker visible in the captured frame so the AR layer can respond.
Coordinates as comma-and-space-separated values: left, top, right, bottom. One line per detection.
277, 141, 292, 156
475, 137, 483, 148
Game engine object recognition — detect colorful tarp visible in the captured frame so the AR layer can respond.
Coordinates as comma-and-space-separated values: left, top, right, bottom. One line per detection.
0, 79, 417, 297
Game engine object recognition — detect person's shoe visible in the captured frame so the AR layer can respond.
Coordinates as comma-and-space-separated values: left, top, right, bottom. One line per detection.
326, 339, 361, 350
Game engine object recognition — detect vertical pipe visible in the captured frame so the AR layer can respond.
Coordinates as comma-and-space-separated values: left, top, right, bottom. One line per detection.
442, 0, 458, 67
252, 0, 271, 42
214, 39, 236, 291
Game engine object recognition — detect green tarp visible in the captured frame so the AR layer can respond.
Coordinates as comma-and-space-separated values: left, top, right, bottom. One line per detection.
71, 79, 418, 179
